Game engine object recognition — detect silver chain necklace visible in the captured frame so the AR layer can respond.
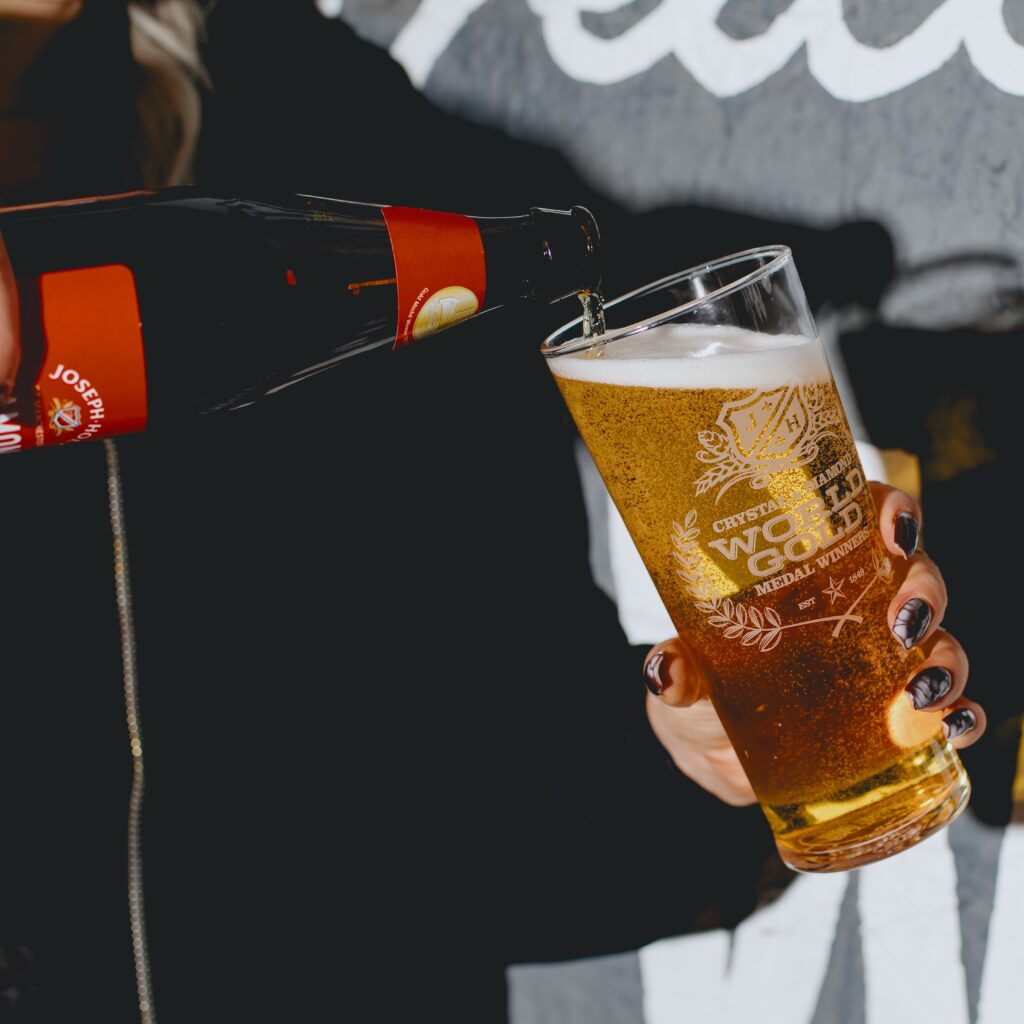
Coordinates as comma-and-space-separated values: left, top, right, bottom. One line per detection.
104, 439, 157, 1024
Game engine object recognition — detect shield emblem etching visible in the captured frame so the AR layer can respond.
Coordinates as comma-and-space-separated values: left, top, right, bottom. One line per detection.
720, 386, 809, 461
722, 386, 782, 459
695, 383, 841, 501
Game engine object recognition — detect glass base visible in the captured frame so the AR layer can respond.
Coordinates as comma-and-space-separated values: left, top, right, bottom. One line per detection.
770, 742, 970, 872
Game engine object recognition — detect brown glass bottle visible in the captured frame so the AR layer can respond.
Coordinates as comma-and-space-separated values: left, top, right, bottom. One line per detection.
0, 188, 600, 452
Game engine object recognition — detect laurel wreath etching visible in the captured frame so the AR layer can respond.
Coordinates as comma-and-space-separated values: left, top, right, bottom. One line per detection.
671, 512, 895, 651
694, 383, 845, 502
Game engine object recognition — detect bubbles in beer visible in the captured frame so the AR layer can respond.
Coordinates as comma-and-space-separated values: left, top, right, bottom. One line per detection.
547, 323, 966, 867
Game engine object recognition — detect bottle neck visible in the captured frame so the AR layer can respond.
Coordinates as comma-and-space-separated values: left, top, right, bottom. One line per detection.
477, 206, 601, 306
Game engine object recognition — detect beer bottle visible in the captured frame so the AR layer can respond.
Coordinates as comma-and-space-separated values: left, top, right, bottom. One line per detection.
0, 189, 601, 452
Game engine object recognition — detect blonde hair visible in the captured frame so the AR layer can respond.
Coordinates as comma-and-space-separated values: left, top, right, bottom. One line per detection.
128, 0, 209, 188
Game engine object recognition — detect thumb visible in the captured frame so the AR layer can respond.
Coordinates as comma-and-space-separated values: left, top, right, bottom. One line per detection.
643, 635, 713, 708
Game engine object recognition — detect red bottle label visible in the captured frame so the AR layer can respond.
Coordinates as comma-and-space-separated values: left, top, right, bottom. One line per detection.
0, 264, 147, 452
382, 206, 486, 348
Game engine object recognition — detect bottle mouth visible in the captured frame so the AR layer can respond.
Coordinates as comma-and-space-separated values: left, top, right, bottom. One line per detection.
570, 205, 602, 294
529, 205, 602, 300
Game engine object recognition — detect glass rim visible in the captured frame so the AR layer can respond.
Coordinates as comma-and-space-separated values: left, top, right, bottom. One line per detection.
541, 244, 792, 358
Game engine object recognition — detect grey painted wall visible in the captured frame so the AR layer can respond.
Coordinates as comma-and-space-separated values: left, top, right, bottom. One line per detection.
337, 0, 1024, 331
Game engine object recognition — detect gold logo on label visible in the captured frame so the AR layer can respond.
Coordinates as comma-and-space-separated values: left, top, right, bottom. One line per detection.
412, 286, 479, 340
49, 397, 82, 435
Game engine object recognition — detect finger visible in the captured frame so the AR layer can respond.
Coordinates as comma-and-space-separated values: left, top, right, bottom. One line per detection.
904, 628, 968, 711
643, 635, 712, 708
940, 696, 986, 749
869, 481, 922, 559
889, 552, 948, 649
0, 230, 21, 396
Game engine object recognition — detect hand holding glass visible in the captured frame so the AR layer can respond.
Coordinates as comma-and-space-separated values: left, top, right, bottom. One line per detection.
542, 248, 969, 871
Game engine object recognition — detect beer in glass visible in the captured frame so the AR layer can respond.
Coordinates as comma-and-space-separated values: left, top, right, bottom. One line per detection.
542, 247, 969, 871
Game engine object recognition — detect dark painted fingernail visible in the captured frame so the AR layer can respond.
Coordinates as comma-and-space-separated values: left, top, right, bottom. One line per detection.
905, 667, 952, 709
893, 598, 931, 648
894, 512, 919, 559
943, 708, 976, 739
644, 651, 669, 695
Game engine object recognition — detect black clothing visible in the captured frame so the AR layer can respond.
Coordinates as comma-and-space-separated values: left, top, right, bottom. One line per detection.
4, 3, 1014, 1022
3, 5, 778, 1021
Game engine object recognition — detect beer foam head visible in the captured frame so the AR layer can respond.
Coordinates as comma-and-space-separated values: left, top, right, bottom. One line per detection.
547, 324, 831, 389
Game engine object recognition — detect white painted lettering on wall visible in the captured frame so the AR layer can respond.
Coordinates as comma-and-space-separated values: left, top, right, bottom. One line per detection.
315, 0, 344, 18
976, 821, 1024, 1023
858, 828, 969, 1024
640, 822, 1024, 1023
388, 0, 1024, 100
640, 869, 847, 1024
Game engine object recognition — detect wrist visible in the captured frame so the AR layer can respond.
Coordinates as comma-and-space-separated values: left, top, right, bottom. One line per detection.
646, 692, 758, 807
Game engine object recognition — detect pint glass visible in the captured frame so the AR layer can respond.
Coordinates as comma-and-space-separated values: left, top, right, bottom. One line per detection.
543, 248, 969, 871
